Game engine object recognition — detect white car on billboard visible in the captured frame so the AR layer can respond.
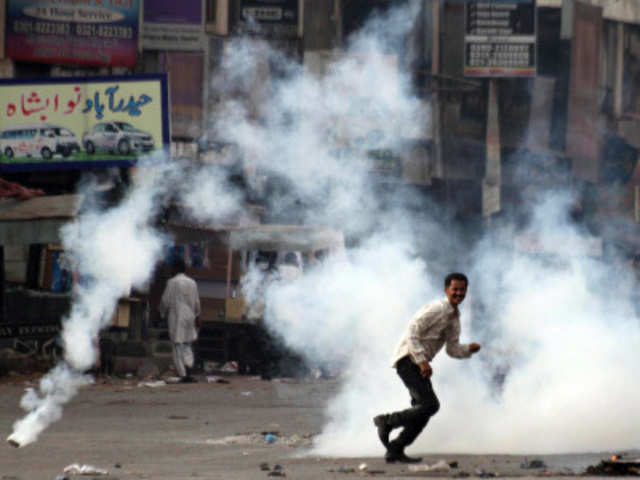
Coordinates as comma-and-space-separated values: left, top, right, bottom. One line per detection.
0, 123, 81, 160
82, 121, 155, 155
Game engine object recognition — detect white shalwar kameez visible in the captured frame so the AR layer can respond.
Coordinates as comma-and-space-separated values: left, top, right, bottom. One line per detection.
159, 273, 201, 377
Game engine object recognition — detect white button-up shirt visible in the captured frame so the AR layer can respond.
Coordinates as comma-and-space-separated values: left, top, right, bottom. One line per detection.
159, 273, 201, 344
392, 297, 471, 366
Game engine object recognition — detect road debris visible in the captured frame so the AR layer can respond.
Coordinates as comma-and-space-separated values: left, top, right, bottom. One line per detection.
206, 376, 230, 384
137, 380, 166, 388
265, 433, 277, 444
63, 463, 109, 475
474, 468, 497, 477
327, 466, 355, 473
520, 457, 547, 469
220, 362, 239, 373
408, 459, 451, 472
267, 464, 286, 477
585, 455, 640, 475
207, 432, 311, 447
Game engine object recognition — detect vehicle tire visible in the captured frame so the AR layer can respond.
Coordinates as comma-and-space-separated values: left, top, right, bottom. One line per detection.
4, 147, 14, 158
41, 147, 52, 160
117, 138, 131, 155
85, 141, 95, 154
61, 148, 71, 158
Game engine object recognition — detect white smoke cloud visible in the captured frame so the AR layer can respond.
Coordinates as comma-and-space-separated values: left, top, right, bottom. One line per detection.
7, 154, 246, 446
208, 0, 640, 457
9, 0, 640, 457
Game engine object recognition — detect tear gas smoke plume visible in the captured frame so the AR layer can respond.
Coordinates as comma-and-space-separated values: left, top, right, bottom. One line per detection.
8, 0, 639, 455
7, 158, 246, 447
209, 1, 640, 456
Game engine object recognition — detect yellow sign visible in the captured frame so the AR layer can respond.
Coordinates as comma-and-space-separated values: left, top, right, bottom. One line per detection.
0, 74, 169, 171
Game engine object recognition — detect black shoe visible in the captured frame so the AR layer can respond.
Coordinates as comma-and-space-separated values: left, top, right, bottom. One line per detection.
385, 451, 423, 464
373, 415, 392, 448
180, 376, 196, 383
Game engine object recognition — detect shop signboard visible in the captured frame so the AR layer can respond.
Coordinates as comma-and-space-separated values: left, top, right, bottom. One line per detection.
5, 0, 139, 67
142, 0, 205, 51
0, 74, 170, 172
463, 0, 537, 77
237, 0, 299, 37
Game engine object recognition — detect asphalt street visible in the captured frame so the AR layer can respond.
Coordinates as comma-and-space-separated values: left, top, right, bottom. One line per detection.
0, 373, 633, 480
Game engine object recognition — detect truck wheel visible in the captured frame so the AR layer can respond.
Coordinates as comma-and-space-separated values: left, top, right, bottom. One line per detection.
4, 147, 14, 158
41, 147, 52, 159
85, 141, 95, 154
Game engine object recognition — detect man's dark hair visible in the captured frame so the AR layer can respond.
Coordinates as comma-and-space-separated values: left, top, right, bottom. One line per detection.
172, 257, 187, 274
445, 272, 468, 288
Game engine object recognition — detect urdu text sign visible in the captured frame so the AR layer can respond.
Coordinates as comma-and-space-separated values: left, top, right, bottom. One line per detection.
0, 75, 169, 172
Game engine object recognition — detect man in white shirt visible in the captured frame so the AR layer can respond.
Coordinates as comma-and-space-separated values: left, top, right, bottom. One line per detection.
373, 273, 481, 463
159, 257, 201, 383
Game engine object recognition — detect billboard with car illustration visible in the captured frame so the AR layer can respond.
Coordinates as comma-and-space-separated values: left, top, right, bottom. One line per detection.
0, 74, 169, 172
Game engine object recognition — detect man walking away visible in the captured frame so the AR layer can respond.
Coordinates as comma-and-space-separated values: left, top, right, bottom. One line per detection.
373, 272, 481, 463
160, 257, 201, 383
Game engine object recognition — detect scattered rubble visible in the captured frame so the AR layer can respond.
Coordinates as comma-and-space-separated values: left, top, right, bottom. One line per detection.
408, 459, 452, 473
453, 471, 471, 478
474, 468, 498, 477
220, 362, 239, 373
206, 432, 312, 447
327, 466, 355, 473
206, 376, 230, 384
585, 456, 640, 476
137, 380, 166, 388
63, 463, 109, 475
521, 457, 548, 469
267, 464, 285, 477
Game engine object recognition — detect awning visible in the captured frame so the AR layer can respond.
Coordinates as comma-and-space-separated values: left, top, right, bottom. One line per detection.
0, 194, 81, 245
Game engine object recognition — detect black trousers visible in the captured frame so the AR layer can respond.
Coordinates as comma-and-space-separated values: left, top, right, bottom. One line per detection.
388, 356, 440, 451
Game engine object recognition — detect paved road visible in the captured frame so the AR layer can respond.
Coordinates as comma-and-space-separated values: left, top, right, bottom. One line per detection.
0, 373, 632, 480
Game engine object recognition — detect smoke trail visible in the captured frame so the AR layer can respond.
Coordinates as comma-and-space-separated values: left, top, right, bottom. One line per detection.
7, 156, 246, 446
208, 0, 640, 457
7, 159, 168, 446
